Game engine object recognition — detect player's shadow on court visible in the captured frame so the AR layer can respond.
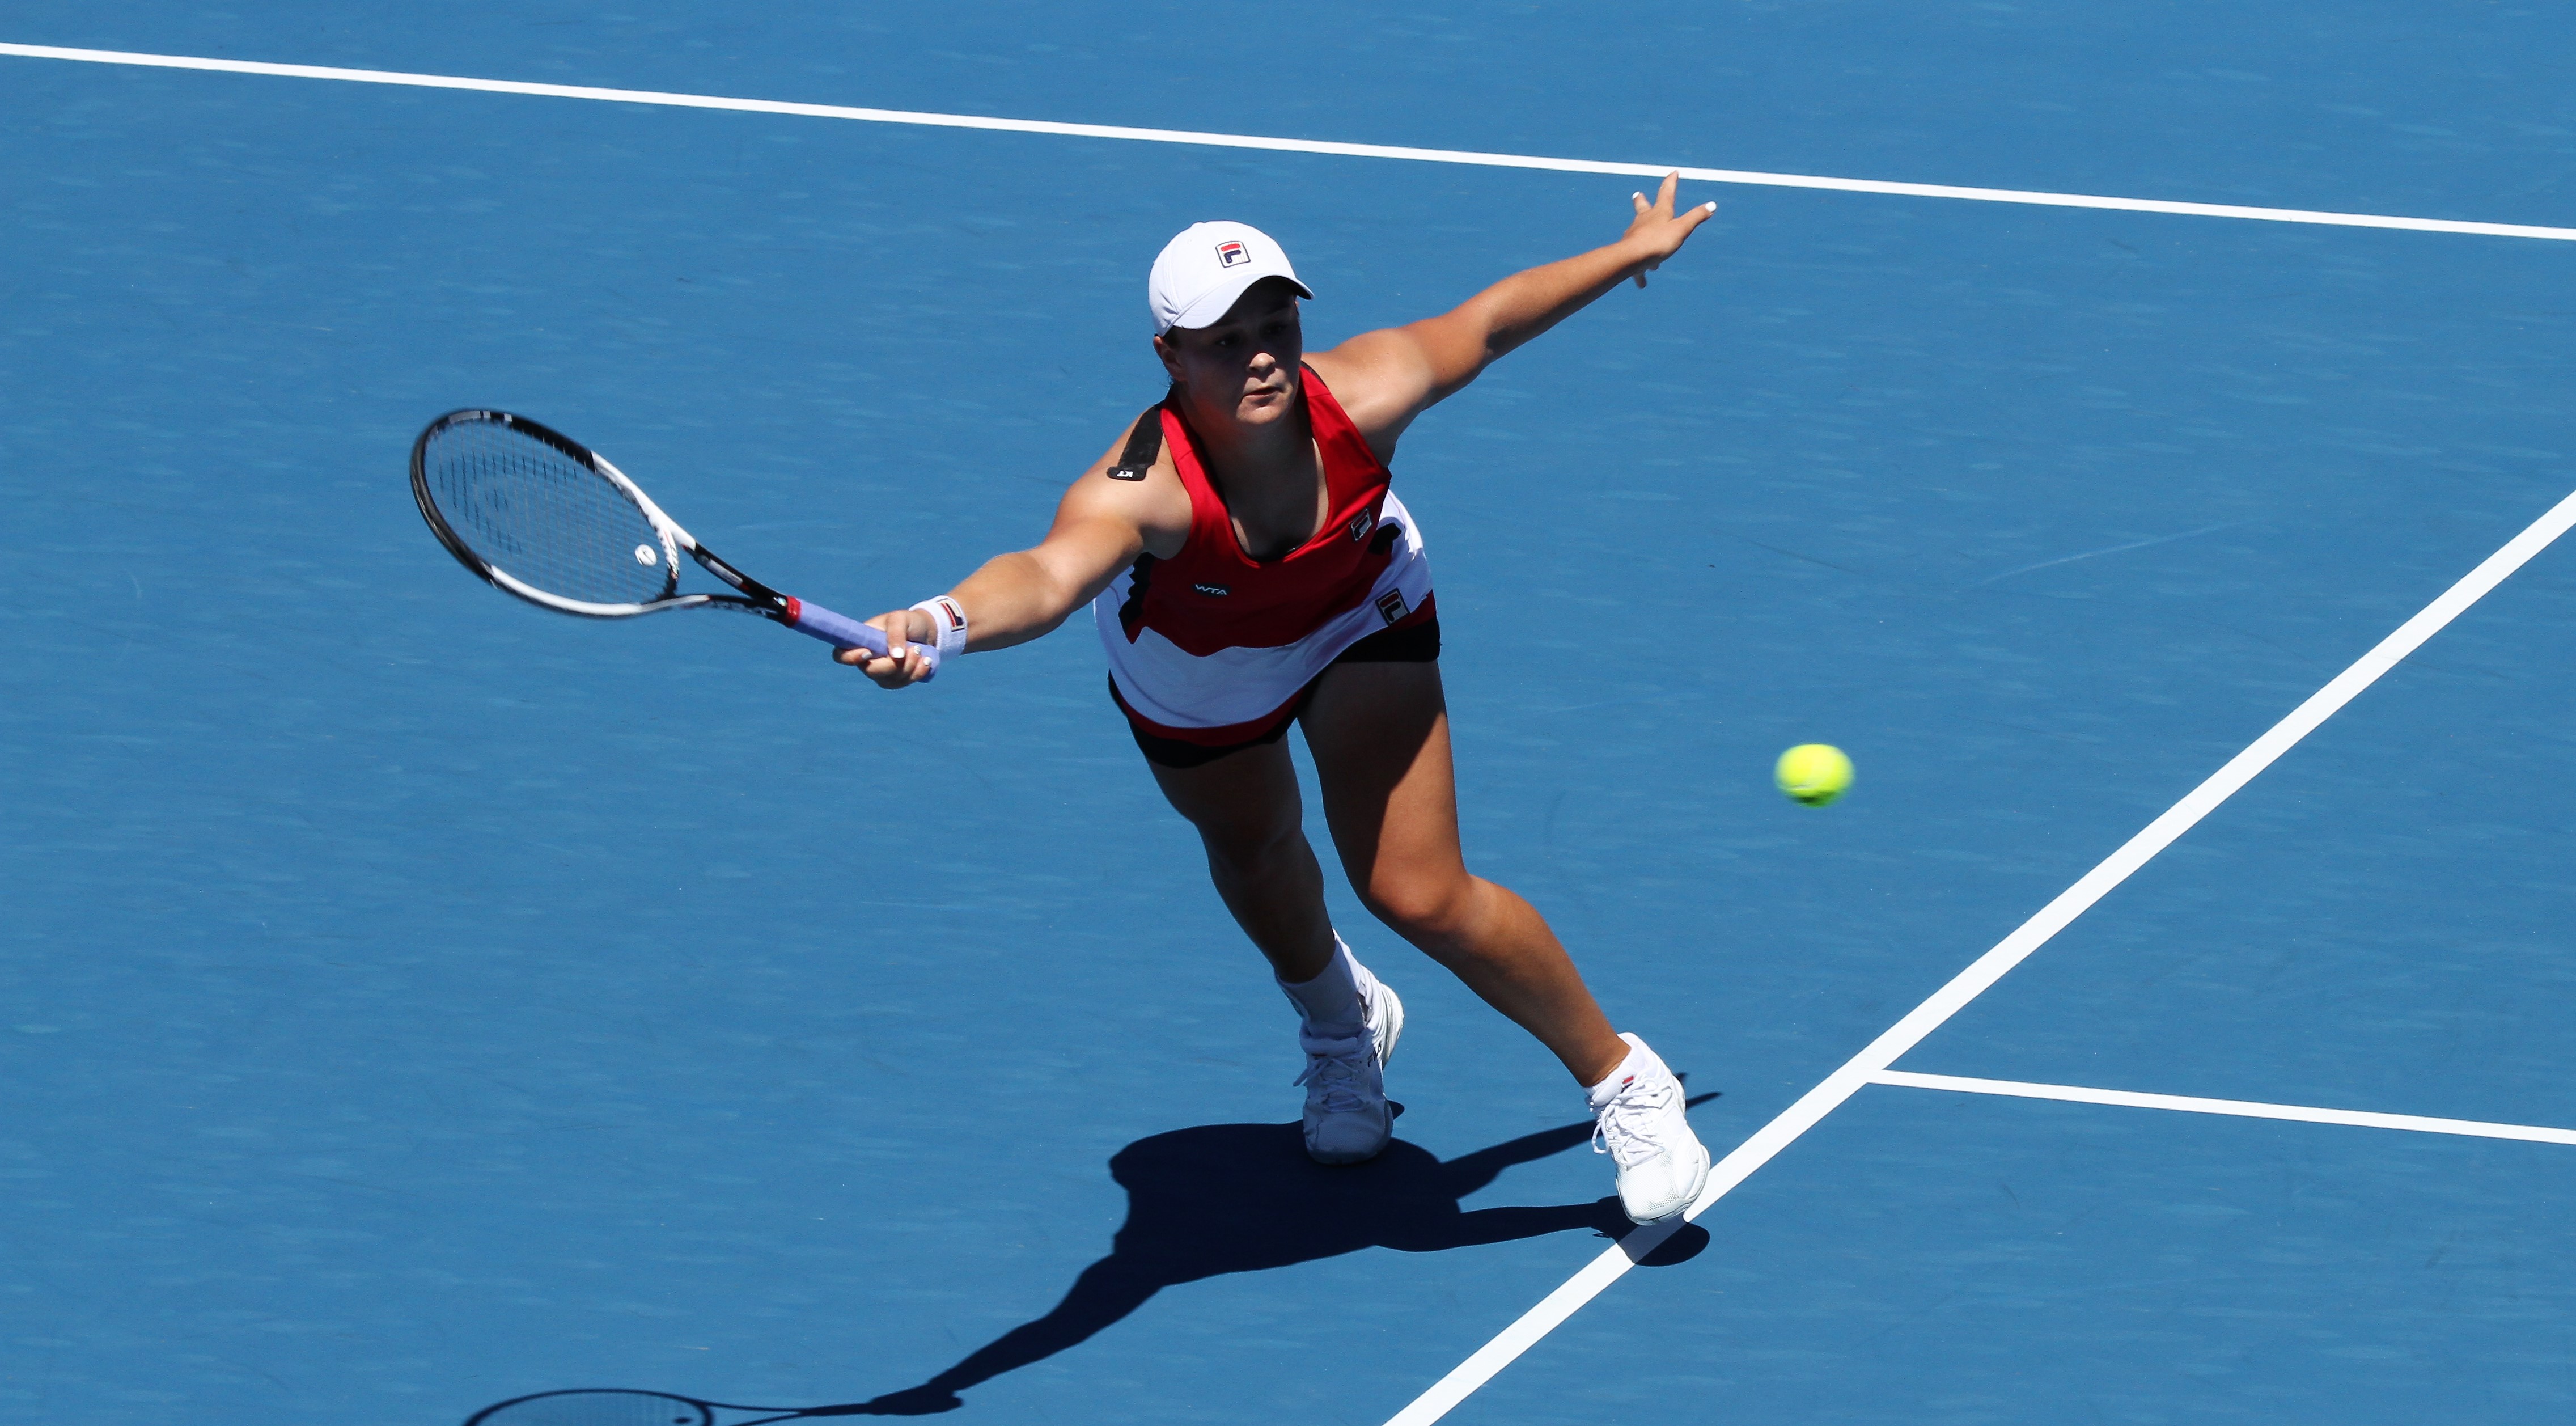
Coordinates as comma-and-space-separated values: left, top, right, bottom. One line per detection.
846, 1095, 1716, 1415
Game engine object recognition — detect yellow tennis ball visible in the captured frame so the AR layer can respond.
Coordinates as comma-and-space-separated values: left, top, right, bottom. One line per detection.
1775, 743, 1853, 806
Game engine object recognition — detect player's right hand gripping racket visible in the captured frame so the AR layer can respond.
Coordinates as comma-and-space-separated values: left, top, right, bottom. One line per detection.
411, 409, 938, 675
463, 1387, 852, 1425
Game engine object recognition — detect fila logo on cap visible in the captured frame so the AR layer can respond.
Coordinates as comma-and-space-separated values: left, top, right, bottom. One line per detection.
1215, 240, 1250, 268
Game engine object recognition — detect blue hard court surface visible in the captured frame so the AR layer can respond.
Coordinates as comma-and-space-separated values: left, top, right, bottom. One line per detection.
3, 4, 2575, 1421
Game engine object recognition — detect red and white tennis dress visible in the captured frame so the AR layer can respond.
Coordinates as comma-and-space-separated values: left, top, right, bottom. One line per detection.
1094, 367, 1435, 751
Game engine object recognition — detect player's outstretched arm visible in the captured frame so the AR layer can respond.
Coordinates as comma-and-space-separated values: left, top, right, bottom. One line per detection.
1314, 174, 1716, 450
836, 429, 1188, 687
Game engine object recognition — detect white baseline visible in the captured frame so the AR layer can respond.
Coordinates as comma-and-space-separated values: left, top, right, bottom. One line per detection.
3, 41, 2575, 243
1383, 481, 2576, 1426
1872, 1070, 2576, 1148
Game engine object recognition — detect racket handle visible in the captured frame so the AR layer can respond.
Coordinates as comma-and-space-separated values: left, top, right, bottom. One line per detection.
783, 597, 943, 679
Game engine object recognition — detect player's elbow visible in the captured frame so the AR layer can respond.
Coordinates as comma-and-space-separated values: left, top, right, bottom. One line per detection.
1401, 318, 1497, 394
1035, 551, 1125, 637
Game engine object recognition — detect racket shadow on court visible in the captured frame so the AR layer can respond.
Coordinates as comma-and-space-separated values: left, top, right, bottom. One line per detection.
463, 1096, 1715, 1423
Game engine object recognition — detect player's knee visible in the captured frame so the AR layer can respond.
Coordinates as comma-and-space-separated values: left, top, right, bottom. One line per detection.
1198, 815, 1304, 881
1360, 873, 1474, 947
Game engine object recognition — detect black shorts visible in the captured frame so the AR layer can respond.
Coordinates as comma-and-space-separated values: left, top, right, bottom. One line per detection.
1118, 614, 1441, 770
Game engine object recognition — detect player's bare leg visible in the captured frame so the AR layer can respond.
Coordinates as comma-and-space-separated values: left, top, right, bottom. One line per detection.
1147, 662, 1706, 1214
1146, 739, 1336, 983
1300, 659, 1709, 1221
1295, 660, 1626, 1086
1151, 737, 1403, 1162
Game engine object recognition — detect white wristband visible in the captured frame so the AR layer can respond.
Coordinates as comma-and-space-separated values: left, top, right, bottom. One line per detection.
910, 595, 968, 659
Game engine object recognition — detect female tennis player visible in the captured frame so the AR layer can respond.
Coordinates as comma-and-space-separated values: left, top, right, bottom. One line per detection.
844, 177, 1717, 1223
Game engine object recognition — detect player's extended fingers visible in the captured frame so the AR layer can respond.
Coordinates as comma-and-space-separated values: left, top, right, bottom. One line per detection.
875, 637, 926, 687
836, 643, 901, 679
1631, 189, 1650, 217
1653, 171, 1680, 216
831, 611, 914, 687
859, 609, 926, 676
869, 643, 928, 688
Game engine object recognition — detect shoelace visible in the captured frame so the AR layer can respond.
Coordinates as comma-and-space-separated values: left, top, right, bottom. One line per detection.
1294, 1027, 1379, 1115
1591, 1072, 1679, 1167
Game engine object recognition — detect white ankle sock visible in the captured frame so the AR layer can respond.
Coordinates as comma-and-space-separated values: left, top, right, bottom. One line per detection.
1585, 1033, 1655, 1112
1279, 934, 1368, 1027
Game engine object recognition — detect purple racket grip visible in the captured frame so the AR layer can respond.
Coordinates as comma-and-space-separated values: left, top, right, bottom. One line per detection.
783, 596, 942, 679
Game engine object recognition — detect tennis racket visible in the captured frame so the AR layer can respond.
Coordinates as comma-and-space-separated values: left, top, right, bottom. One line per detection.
463, 1388, 857, 1425
411, 409, 939, 675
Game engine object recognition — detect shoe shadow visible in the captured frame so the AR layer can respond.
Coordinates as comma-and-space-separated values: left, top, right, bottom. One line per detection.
839, 1093, 1719, 1415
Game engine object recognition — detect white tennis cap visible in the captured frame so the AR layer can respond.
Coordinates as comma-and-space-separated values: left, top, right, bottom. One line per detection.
1149, 221, 1314, 336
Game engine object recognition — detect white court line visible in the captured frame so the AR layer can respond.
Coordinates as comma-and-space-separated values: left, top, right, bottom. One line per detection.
1383, 483, 2576, 1426
1872, 1070, 2576, 1148
4, 41, 2576, 244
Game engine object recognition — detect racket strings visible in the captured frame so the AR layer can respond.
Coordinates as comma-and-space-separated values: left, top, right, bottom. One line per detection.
425, 420, 673, 607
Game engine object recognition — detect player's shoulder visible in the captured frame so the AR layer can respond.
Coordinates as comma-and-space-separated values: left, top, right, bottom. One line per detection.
1307, 331, 1423, 395
1306, 335, 1433, 453
1058, 409, 1191, 552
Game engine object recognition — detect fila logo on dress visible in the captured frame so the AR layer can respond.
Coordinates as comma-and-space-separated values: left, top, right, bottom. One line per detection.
1375, 590, 1409, 625
1215, 240, 1250, 268
1346, 510, 1375, 541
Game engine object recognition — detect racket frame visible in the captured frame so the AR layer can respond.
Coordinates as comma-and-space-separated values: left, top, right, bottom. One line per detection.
410, 409, 934, 671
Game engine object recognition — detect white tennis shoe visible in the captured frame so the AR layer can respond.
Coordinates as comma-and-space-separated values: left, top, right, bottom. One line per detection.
1295, 975, 1404, 1164
1589, 1033, 1710, 1224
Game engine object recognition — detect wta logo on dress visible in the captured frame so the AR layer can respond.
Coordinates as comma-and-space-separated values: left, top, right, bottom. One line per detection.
1214, 240, 1250, 268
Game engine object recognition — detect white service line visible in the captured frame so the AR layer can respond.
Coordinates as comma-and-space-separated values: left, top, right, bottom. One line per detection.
1382, 481, 2576, 1426
1872, 1070, 2576, 1148
5, 41, 2576, 244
